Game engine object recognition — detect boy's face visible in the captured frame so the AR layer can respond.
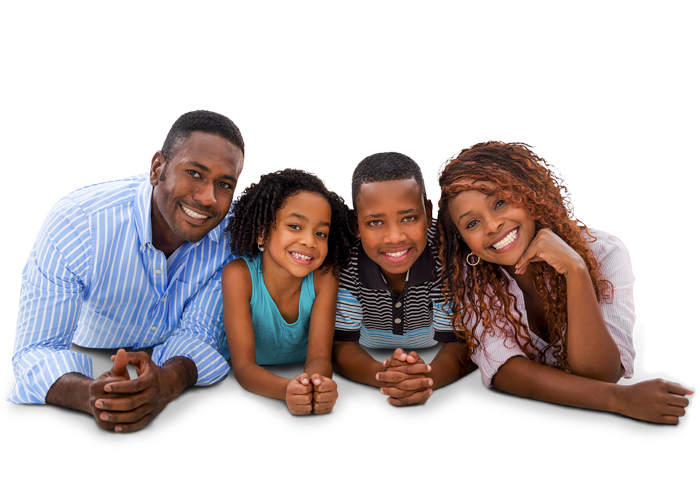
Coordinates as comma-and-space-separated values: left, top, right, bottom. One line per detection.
354, 178, 432, 283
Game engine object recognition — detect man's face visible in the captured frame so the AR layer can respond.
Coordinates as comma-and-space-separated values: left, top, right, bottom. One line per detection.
354, 178, 432, 284
150, 131, 244, 245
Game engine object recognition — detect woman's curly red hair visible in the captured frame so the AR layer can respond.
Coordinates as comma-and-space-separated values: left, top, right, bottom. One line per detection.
437, 142, 611, 370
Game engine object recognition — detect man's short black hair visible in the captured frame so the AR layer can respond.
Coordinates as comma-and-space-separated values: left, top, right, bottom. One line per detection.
351, 152, 427, 208
162, 110, 245, 164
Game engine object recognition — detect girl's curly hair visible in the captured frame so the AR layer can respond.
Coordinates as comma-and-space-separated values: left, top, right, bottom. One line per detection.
226, 169, 356, 277
437, 142, 612, 371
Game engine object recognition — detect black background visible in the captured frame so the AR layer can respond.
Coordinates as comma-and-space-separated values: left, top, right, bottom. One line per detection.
0, 316, 700, 447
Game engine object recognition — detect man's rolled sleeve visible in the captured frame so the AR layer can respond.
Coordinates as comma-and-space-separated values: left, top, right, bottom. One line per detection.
9, 200, 91, 404
152, 263, 230, 386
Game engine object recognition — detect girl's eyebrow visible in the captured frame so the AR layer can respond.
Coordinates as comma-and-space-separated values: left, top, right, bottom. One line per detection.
288, 213, 330, 227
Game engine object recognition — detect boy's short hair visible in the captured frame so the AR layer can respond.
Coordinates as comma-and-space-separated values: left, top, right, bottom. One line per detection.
351, 152, 427, 208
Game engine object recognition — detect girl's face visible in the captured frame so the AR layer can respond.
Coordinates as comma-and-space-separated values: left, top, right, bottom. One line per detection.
258, 190, 332, 278
447, 180, 536, 269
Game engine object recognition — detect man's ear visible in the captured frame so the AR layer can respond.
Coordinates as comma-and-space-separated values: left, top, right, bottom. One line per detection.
150, 151, 165, 186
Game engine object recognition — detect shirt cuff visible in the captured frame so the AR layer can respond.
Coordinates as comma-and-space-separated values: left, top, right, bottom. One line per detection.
334, 329, 361, 341
152, 335, 230, 386
434, 330, 461, 343
8, 349, 93, 404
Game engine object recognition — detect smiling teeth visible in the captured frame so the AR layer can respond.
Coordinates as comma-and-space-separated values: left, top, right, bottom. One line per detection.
385, 249, 409, 257
493, 229, 517, 250
182, 205, 208, 219
292, 252, 312, 261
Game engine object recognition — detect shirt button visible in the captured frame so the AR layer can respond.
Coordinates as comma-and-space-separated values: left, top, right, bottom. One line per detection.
151, 326, 158, 331
395, 301, 402, 308
155, 269, 162, 274
394, 318, 402, 324
161, 296, 166, 302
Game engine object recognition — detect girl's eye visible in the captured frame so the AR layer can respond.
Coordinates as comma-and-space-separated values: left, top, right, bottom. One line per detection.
289, 224, 301, 230
316, 231, 328, 239
495, 200, 505, 209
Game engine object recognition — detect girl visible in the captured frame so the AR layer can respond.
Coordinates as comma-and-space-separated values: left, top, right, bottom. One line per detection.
222, 169, 355, 415
436, 142, 692, 423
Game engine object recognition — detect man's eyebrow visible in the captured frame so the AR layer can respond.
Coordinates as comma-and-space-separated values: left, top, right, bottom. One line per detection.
188, 161, 238, 183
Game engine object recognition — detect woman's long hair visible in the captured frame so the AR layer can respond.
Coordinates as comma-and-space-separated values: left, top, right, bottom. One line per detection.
437, 142, 611, 370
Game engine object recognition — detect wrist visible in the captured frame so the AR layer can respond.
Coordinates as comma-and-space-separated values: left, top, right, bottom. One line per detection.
604, 382, 625, 414
564, 258, 588, 279
163, 357, 197, 398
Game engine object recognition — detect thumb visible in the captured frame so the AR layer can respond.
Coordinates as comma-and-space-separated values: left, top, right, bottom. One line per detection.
109, 349, 130, 379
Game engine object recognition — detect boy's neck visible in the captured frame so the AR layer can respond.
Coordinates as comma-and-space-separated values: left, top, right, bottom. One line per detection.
381, 269, 407, 295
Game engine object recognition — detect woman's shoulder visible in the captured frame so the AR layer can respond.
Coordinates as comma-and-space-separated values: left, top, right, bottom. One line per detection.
581, 227, 634, 279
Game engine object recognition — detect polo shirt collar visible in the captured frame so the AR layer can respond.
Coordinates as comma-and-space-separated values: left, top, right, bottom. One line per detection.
357, 242, 436, 291
133, 176, 224, 252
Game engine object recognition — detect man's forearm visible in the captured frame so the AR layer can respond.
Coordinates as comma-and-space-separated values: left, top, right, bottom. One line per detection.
162, 356, 198, 399
45, 372, 92, 413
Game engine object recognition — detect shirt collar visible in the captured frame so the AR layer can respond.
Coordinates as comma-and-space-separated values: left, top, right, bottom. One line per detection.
134, 176, 225, 252
357, 241, 436, 291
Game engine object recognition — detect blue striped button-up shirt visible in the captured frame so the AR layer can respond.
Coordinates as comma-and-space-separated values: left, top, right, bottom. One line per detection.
10, 174, 232, 404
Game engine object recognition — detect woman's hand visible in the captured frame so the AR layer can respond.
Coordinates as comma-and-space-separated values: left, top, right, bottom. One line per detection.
613, 379, 693, 424
514, 228, 585, 276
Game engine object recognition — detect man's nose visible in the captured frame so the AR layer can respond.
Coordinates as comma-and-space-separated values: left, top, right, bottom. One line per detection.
193, 181, 216, 206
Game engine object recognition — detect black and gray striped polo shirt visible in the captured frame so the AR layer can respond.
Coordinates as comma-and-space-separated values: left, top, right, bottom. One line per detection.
334, 224, 457, 348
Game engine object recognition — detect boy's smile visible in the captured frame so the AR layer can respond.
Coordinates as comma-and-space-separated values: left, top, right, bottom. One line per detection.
355, 178, 432, 292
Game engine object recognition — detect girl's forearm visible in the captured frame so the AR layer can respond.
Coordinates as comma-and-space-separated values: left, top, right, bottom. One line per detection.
233, 362, 291, 401
304, 355, 333, 379
565, 265, 623, 382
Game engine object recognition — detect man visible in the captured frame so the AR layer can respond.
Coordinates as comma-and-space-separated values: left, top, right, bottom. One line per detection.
9, 110, 244, 432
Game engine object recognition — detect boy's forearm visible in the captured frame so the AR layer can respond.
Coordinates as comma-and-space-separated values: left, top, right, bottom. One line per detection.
427, 342, 472, 389
332, 340, 384, 387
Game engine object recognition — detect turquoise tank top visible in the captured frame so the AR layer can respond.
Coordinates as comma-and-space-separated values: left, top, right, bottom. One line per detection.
236, 253, 315, 365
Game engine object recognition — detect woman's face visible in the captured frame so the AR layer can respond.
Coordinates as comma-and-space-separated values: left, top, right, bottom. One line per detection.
447, 180, 536, 269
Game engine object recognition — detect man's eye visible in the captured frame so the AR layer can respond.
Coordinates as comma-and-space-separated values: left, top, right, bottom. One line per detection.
218, 182, 232, 189
187, 170, 201, 178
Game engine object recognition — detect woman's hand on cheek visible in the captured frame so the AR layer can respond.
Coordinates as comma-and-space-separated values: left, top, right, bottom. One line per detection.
514, 229, 585, 276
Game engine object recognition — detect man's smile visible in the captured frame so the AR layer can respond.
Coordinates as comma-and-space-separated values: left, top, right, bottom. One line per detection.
180, 204, 212, 222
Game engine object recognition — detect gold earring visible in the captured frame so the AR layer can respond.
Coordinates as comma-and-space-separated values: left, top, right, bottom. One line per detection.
466, 252, 480, 266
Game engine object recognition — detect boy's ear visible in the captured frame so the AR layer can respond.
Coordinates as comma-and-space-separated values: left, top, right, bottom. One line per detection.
425, 199, 433, 225
349, 209, 360, 238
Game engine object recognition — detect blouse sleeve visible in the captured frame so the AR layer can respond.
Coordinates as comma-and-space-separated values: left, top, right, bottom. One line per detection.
587, 229, 636, 378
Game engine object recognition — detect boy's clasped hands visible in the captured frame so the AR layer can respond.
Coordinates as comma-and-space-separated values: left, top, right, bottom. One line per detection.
377, 348, 434, 406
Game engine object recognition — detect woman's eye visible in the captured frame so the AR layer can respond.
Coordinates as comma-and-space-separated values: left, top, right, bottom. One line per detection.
495, 200, 505, 209
402, 215, 417, 223
367, 220, 383, 227
466, 220, 477, 229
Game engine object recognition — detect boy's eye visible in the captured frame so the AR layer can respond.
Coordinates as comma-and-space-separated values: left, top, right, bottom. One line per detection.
367, 220, 384, 227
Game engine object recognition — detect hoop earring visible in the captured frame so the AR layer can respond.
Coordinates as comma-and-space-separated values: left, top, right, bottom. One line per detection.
466, 252, 480, 267
257, 243, 265, 252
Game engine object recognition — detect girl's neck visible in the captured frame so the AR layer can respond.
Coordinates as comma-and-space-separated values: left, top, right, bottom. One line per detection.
260, 256, 305, 300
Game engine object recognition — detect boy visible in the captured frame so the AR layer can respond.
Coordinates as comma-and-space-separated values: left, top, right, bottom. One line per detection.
332, 152, 469, 406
